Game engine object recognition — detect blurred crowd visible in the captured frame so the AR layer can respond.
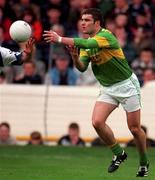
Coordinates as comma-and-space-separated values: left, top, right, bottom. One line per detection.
1, 121, 155, 147
0, 121, 86, 146
1, 0, 155, 87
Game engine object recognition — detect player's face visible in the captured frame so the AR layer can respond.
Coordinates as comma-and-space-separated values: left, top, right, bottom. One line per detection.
81, 14, 96, 35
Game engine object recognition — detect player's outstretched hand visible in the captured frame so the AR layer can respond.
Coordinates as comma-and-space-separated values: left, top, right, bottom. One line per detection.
22, 38, 35, 63
43, 30, 60, 43
23, 37, 35, 55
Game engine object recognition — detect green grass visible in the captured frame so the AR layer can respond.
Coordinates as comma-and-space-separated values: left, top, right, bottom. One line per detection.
0, 146, 154, 180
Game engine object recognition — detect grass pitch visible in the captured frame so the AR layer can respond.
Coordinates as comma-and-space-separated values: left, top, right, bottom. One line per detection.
0, 146, 154, 180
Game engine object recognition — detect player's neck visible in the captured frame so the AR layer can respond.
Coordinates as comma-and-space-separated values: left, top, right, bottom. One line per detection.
90, 27, 102, 37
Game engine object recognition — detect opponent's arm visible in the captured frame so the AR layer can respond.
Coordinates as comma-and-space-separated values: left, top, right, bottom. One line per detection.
0, 38, 35, 67
21, 38, 35, 63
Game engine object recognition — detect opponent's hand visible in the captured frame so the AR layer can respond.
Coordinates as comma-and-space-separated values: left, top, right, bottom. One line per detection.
23, 37, 35, 55
43, 30, 61, 43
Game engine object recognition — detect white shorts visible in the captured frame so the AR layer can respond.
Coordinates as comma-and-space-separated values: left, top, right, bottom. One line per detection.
97, 73, 141, 112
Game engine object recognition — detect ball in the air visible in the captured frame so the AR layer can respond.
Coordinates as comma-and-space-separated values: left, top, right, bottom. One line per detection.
9, 20, 32, 42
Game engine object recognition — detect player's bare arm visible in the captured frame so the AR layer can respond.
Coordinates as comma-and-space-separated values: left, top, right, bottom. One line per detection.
43, 30, 99, 49
43, 31, 91, 72
43, 30, 74, 46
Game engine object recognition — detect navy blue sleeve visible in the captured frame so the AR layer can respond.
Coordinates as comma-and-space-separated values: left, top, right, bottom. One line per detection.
11, 52, 23, 65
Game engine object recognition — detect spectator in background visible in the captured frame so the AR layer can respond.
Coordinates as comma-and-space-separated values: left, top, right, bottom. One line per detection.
51, 24, 68, 57
114, 13, 132, 38
142, 68, 155, 86
129, 0, 151, 27
44, 7, 61, 30
0, 25, 5, 46
27, 131, 44, 145
131, 48, 155, 86
131, 11, 153, 52
49, 54, 77, 85
132, 27, 154, 55
79, 0, 96, 11
115, 13, 129, 29
13, 0, 40, 20
0, 122, 16, 145
114, 27, 137, 65
22, 8, 43, 42
58, 122, 85, 146
126, 125, 155, 148
13, 61, 42, 84
133, 11, 152, 32
112, 0, 129, 16
66, 0, 81, 36
0, 0, 16, 21
41, 0, 69, 29
0, 7, 12, 41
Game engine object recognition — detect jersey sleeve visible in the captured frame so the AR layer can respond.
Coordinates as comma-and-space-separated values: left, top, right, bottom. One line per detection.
74, 30, 119, 49
0, 47, 23, 67
74, 38, 99, 49
92, 35, 118, 49
92, 36, 110, 48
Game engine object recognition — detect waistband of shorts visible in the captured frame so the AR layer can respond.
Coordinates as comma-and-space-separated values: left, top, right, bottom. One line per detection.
110, 73, 135, 87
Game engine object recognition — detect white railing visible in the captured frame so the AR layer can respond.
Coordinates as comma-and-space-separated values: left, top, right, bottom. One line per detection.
0, 83, 155, 140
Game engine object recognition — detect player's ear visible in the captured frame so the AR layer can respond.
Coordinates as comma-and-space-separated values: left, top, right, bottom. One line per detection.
95, 20, 100, 26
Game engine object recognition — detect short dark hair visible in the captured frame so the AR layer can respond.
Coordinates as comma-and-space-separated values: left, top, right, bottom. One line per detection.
81, 8, 103, 26
30, 131, 42, 140
0, 122, 10, 129
140, 47, 153, 53
69, 123, 79, 130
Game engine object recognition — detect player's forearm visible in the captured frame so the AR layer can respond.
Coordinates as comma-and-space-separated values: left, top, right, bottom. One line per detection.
0, 47, 22, 66
21, 51, 32, 63
72, 56, 87, 72
60, 37, 74, 46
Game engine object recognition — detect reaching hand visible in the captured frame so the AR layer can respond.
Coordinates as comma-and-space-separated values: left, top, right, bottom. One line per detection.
22, 38, 35, 63
66, 46, 79, 58
23, 38, 35, 55
43, 30, 61, 43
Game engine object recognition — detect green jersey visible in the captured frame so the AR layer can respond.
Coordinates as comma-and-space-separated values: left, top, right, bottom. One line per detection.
74, 28, 132, 86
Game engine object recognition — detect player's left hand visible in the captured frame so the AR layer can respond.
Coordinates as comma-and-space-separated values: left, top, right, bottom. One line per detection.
23, 37, 35, 55
66, 46, 79, 58
43, 30, 60, 43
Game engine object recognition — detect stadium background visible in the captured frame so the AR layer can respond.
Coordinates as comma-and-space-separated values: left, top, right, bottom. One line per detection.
1, 0, 155, 179
0, 0, 155, 144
